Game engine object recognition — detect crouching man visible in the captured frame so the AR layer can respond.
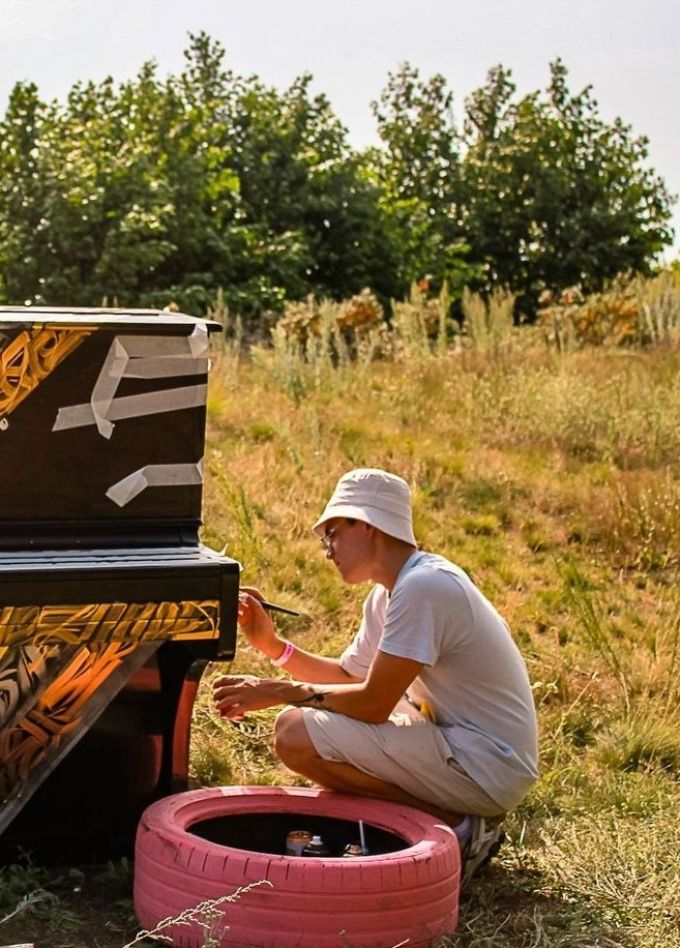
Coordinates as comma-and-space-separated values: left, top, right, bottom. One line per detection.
213, 468, 538, 883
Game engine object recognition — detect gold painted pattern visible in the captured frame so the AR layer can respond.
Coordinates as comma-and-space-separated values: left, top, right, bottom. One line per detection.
0, 642, 61, 727
0, 642, 135, 799
0, 325, 93, 420
0, 599, 220, 649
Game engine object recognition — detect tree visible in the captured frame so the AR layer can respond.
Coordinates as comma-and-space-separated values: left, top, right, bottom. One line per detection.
0, 44, 673, 322
0, 32, 395, 317
0, 82, 50, 303
369, 59, 674, 315
0, 59, 242, 311
460, 60, 675, 311
370, 63, 482, 297
220, 63, 397, 309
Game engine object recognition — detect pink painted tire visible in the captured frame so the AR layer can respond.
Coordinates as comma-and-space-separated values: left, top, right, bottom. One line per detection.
134, 785, 460, 947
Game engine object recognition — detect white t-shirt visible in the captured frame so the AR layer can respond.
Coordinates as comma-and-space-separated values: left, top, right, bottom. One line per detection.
340, 551, 539, 811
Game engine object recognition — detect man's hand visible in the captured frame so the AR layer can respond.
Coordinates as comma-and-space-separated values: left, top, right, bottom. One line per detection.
213, 674, 287, 719
235, 584, 363, 683
237, 587, 282, 657
211, 651, 425, 725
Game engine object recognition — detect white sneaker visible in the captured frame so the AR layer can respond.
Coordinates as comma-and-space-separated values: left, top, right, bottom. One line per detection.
459, 816, 504, 889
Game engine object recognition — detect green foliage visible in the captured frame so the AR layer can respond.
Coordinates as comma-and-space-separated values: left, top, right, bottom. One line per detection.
0, 41, 243, 310
370, 58, 673, 318
370, 63, 477, 295
2, 40, 671, 324
460, 60, 674, 312
0, 853, 55, 924
0, 33, 394, 317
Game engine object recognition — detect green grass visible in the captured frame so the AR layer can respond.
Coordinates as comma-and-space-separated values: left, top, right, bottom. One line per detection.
0, 854, 137, 946
2, 319, 678, 947
190, 331, 680, 947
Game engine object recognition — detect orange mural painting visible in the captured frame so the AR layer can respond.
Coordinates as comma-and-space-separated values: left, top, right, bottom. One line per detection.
0, 325, 93, 421
0, 599, 220, 802
0, 642, 135, 799
0, 599, 220, 649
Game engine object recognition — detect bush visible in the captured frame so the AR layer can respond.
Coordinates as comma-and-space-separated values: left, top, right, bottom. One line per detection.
538, 272, 680, 349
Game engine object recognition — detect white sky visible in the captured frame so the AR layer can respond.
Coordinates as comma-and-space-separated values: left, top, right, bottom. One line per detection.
1, 0, 678, 254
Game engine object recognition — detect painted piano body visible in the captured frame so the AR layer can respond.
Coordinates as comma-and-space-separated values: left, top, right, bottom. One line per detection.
0, 308, 238, 858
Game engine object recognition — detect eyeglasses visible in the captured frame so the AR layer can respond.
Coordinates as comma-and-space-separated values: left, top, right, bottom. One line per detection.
319, 524, 341, 552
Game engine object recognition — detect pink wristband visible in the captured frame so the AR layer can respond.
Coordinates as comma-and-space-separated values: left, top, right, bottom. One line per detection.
272, 641, 295, 667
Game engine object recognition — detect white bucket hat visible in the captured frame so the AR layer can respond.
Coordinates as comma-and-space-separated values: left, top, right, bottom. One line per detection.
313, 468, 416, 546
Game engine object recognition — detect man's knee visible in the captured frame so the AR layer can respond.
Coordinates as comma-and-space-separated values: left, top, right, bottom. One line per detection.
274, 708, 315, 765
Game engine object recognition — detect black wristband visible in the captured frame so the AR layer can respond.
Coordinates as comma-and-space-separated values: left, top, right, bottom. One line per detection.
290, 690, 327, 708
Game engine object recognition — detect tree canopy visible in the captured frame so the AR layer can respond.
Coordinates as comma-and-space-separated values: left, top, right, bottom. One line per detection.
0, 34, 674, 320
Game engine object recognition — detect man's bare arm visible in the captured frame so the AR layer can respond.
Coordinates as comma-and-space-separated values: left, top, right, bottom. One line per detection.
213, 650, 423, 724
236, 588, 362, 684
272, 642, 363, 684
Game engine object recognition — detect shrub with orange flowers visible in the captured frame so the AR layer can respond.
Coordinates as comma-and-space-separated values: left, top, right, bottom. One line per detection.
275, 289, 386, 346
538, 272, 680, 349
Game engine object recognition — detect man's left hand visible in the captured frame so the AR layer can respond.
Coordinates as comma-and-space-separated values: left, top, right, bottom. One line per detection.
212, 675, 285, 719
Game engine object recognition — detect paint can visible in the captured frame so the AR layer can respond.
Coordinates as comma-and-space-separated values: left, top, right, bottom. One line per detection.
342, 842, 366, 858
301, 834, 330, 857
286, 829, 312, 856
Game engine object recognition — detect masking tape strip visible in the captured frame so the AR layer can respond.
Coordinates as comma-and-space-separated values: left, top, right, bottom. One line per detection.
52, 323, 210, 439
188, 322, 210, 358
53, 383, 207, 432
124, 357, 209, 379
90, 337, 127, 438
106, 459, 204, 507
118, 323, 209, 359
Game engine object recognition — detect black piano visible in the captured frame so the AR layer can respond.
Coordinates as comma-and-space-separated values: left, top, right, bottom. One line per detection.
0, 307, 239, 859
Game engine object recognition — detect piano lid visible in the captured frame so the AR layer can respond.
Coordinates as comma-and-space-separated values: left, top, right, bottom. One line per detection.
0, 308, 222, 549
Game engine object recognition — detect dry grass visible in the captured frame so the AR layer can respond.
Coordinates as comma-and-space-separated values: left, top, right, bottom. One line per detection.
190, 330, 680, 947
4, 318, 676, 947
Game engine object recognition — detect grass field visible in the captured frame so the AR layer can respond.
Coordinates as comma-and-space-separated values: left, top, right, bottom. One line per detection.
1, 314, 678, 946
192, 326, 680, 948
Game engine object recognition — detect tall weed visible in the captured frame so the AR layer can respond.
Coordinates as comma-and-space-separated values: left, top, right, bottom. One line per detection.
636, 270, 680, 345
391, 282, 446, 361
539, 271, 680, 349
462, 287, 515, 358
561, 563, 630, 707
123, 881, 272, 948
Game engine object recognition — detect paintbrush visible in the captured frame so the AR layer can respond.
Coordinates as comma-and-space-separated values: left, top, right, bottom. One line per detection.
259, 600, 301, 618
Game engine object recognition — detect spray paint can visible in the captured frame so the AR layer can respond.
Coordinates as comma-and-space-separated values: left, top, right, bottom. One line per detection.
342, 842, 366, 858
286, 830, 312, 856
301, 834, 330, 857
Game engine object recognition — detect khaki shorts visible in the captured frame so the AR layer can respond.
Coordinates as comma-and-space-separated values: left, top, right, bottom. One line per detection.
300, 701, 505, 818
